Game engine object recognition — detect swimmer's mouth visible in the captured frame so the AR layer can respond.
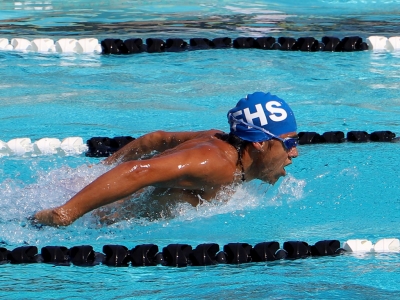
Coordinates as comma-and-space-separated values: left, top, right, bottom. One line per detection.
283, 162, 291, 175
282, 161, 293, 175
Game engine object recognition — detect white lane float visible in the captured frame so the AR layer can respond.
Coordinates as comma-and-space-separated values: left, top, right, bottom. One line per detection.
55, 38, 102, 53
0, 140, 10, 157
373, 238, 400, 252
7, 138, 33, 155
2, 37, 101, 54
343, 238, 400, 253
55, 38, 79, 53
366, 36, 388, 50
0, 137, 87, 156
10, 38, 32, 51
60, 137, 88, 155
0, 38, 14, 50
75, 38, 102, 54
33, 138, 61, 155
343, 239, 373, 252
386, 37, 400, 51
365, 36, 400, 51
31, 38, 55, 52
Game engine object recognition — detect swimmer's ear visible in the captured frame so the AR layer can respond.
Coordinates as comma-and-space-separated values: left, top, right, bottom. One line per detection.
252, 141, 265, 151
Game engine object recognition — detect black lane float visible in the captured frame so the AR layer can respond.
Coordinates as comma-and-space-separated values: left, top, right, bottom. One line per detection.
85, 130, 398, 157
100, 35, 369, 54
0, 240, 344, 267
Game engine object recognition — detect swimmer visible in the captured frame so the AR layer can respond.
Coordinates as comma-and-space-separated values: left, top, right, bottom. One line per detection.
34, 92, 299, 226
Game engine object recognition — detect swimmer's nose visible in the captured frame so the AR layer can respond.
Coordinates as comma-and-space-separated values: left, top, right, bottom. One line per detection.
288, 146, 298, 158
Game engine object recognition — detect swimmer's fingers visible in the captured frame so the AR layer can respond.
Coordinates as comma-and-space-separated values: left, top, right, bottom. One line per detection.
96, 211, 121, 226
26, 215, 45, 230
31, 209, 71, 227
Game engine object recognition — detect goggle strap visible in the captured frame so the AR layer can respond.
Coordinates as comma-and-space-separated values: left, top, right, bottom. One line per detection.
229, 114, 298, 150
229, 115, 281, 140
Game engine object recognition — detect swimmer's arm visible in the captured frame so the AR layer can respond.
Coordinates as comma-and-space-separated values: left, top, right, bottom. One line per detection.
35, 145, 231, 226
103, 129, 222, 165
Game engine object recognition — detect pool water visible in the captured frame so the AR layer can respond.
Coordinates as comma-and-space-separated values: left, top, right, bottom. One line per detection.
1, 0, 400, 298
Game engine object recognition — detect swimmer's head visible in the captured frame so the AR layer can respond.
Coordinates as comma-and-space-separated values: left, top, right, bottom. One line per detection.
227, 92, 297, 142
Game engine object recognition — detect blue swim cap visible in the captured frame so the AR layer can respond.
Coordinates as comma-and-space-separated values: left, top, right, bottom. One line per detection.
227, 92, 297, 142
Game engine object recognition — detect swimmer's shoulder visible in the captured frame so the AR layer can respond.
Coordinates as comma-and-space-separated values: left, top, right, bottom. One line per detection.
168, 130, 230, 154
191, 129, 232, 147
194, 133, 238, 161
194, 129, 225, 138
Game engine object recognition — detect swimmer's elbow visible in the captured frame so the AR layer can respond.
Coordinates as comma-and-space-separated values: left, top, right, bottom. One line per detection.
147, 130, 182, 150
118, 161, 156, 187
152, 130, 170, 143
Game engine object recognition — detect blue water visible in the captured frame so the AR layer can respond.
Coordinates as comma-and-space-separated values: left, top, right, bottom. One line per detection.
1, 0, 400, 38
1, 0, 400, 299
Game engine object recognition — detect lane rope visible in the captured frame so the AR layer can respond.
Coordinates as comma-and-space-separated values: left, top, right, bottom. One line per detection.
1, 36, 400, 54
0, 130, 398, 157
0, 238, 398, 267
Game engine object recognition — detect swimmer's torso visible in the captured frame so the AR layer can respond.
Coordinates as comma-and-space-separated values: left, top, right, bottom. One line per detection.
144, 131, 243, 194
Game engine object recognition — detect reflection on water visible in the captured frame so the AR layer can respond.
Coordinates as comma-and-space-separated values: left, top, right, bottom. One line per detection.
0, 0, 400, 37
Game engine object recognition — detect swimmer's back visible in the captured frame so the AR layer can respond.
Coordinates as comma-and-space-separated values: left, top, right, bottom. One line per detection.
154, 129, 230, 157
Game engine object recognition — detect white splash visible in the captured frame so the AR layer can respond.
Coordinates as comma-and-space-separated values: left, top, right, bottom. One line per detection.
172, 174, 307, 222
270, 174, 307, 206
0, 162, 307, 246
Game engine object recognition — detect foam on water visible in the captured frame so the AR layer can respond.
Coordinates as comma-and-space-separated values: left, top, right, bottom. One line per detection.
167, 175, 307, 229
0, 162, 109, 244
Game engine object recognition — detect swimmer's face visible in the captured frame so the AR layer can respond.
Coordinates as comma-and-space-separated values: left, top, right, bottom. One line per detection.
252, 132, 298, 184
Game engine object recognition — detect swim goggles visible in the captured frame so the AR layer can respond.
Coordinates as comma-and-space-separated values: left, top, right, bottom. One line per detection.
229, 115, 299, 151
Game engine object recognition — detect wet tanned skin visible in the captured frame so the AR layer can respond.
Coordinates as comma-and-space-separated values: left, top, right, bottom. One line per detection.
34, 130, 298, 226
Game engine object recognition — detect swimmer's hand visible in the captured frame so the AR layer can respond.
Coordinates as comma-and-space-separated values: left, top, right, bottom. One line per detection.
26, 215, 45, 229
32, 208, 72, 227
